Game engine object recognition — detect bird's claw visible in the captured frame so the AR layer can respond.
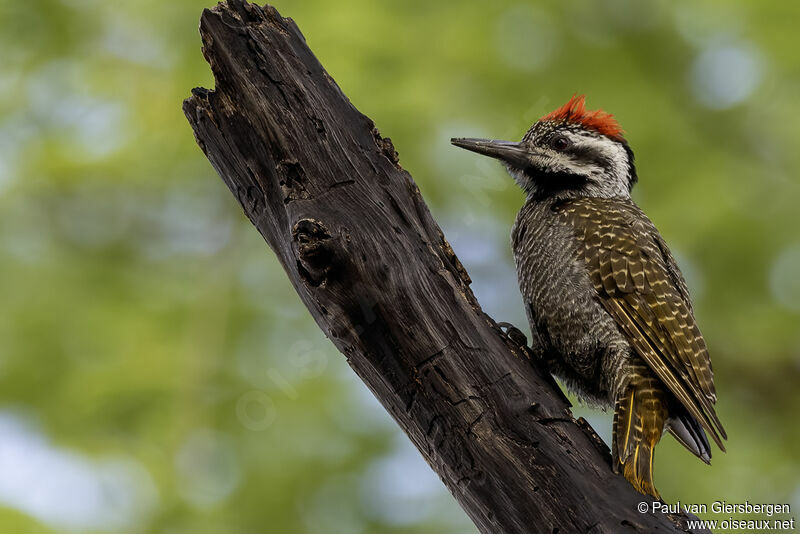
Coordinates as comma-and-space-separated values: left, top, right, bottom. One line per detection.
497, 321, 528, 347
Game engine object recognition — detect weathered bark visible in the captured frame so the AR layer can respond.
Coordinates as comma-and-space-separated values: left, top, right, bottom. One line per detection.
183, 1, 709, 532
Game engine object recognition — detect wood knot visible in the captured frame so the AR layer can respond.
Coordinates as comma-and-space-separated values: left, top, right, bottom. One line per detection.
277, 160, 311, 203
371, 127, 400, 167
292, 218, 334, 286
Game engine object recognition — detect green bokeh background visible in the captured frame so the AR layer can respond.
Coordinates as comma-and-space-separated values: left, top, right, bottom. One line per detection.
1, 0, 798, 532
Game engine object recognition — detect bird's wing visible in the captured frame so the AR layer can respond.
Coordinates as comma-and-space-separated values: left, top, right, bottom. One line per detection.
557, 198, 727, 449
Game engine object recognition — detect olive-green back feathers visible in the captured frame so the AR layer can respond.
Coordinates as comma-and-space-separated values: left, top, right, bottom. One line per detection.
556, 198, 727, 450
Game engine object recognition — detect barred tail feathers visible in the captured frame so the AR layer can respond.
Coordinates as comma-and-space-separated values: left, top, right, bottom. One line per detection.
612, 365, 668, 499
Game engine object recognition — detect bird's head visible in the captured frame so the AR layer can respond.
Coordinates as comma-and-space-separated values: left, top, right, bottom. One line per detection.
452, 95, 637, 201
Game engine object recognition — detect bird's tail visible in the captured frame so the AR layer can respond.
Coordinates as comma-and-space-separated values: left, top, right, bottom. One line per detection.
666, 405, 712, 464
612, 362, 669, 500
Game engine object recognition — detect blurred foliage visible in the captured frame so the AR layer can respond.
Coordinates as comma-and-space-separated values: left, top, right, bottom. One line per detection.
0, 0, 799, 532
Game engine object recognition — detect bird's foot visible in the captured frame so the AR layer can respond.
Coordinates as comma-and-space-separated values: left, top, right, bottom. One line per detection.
497, 321, 528, 347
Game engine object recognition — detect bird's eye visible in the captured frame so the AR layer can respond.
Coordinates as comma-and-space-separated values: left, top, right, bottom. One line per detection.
551, 136, 571, 151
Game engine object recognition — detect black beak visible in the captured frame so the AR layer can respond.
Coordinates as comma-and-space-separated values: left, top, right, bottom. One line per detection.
450, 138, 530, 168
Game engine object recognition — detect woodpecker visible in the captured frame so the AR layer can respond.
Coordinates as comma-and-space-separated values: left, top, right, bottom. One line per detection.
451, 95, 725, 499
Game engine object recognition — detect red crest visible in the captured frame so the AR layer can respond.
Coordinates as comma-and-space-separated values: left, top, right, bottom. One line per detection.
539, 95, 623, 140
